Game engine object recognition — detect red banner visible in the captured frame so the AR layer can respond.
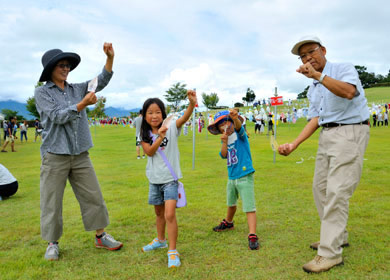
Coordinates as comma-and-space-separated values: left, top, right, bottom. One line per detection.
270, 96, 283, 106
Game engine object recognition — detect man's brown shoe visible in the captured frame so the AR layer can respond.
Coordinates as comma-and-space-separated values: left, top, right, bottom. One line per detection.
310, 241, 349, 250
303, 255, 343, 273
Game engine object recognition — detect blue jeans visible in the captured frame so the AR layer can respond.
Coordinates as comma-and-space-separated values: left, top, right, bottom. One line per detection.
21, 131, 27, 141
148, 181, 178, 205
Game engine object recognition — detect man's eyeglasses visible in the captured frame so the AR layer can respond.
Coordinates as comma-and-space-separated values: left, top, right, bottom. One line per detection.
56, 63, 71, 69
298, 46, 320, 60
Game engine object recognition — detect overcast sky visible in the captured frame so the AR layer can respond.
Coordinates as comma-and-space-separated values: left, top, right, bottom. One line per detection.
0, 0, 389, 110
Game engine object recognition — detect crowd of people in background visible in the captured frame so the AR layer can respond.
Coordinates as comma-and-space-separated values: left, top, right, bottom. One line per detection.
2, 100, 388, 152
371, 103, 389, 127
1, 117, 17, 152
1, 118, 44, 150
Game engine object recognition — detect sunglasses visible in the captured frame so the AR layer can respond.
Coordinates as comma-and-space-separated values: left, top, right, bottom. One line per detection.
56, 63, 71, 69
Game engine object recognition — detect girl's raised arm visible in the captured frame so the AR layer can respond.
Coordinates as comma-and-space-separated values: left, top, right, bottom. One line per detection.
176, 90, 197, 128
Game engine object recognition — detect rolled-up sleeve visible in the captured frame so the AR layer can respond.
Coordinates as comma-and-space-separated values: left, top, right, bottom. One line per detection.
74, 67, 114, 98
95, 67, 113, 92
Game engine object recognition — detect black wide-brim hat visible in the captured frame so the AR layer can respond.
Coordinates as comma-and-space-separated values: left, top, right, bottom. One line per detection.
39, 49, 81, 82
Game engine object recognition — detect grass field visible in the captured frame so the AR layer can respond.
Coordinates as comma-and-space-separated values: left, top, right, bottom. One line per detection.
1, 89, 389, 279
1, 120, 389, 280
365, 87, 390, 104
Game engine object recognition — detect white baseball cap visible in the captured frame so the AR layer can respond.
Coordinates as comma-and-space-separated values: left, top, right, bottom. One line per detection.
291, 35, 323, 55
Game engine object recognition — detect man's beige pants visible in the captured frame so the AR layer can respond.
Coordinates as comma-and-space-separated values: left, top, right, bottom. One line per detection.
40, 152, 110, 241
313, 124, 369, 258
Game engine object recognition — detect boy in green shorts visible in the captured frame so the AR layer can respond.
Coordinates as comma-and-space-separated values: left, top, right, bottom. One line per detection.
207, 109, 259, 250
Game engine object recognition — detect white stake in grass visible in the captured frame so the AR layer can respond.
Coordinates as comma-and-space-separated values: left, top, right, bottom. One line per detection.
192, 88, 196, 170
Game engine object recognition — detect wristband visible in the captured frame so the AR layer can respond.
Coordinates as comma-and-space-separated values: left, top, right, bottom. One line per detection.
319, 73, 326, 84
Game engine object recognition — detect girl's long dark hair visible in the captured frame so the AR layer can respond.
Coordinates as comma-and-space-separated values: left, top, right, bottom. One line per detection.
140, 98, 167, 144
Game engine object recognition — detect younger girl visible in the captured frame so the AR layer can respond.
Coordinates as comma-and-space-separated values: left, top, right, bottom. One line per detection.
140, 90, 196, 268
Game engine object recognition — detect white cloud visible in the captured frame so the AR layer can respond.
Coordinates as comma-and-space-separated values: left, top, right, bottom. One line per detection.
160, 63, 214, 89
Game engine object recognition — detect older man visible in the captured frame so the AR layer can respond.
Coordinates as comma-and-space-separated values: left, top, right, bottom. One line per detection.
35, 43, 122, 261
278, 36, 370, 273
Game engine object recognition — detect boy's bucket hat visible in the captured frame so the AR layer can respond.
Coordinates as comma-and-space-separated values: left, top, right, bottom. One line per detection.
207, 110, 244, 135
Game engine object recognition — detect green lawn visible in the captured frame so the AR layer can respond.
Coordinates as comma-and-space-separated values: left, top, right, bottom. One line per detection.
1, 115, 389, 279
365, 87, 390, 104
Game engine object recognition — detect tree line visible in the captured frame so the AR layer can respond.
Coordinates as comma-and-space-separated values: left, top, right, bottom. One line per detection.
355, 66, 390, 88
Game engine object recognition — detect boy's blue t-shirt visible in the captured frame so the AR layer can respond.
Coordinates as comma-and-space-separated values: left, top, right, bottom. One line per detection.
220, 126, 255, 179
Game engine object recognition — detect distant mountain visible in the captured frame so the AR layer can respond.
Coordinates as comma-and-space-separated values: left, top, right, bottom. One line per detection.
105, 106, 141, 117
0, 100, 34, 119
0, 100, 140, 119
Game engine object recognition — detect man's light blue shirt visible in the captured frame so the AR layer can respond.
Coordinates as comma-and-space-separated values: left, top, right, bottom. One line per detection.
307, 61, 370, 125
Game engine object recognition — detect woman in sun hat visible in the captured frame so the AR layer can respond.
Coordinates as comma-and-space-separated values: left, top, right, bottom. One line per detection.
38, 49, 81, 82
35, 43, 122, 261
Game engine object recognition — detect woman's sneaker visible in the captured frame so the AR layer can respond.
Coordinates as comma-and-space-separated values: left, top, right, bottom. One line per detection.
142, 238, 168, 252
45, 242, 59, 261
168, 250, 181, 268
248, 234, 259, 250
213, 219, 234, 232
95, 232, 123, 250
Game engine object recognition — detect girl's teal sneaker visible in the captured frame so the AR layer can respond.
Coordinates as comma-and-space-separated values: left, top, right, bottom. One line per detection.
142, 238, 167, 252
168, 250, 181, 268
